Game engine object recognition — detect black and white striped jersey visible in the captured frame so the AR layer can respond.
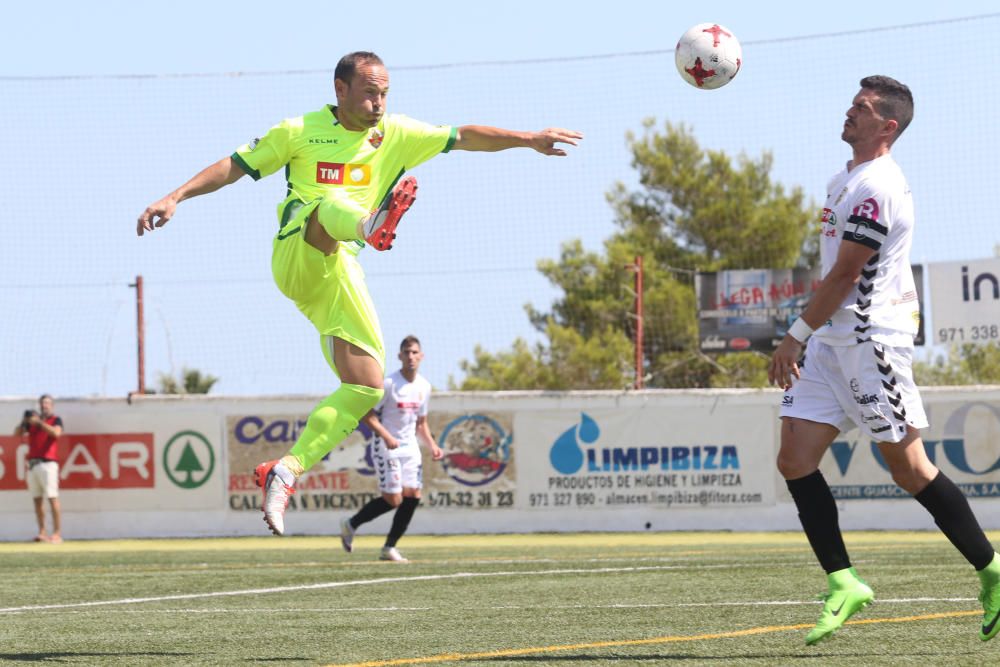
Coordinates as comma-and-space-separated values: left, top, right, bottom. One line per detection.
813, 154, 920, 347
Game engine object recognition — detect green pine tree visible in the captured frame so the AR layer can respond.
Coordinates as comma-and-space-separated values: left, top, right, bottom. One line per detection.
454, 121, 815, 389
174, 442, 204, 486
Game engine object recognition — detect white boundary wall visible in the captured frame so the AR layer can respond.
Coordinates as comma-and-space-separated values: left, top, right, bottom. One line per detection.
2, 387, 999, 540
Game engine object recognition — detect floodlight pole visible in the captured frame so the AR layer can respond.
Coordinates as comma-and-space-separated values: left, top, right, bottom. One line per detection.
129, 275, 146, 395
626, 256, 644, 389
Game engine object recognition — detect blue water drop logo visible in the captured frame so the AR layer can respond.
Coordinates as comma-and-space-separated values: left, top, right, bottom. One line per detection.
549, 413, 600, 474
579, 413, 599, 444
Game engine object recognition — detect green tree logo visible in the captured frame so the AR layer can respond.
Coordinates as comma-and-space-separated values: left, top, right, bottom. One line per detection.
163, 431, 215, 489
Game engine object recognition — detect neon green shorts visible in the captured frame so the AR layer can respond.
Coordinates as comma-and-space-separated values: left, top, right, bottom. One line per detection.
270, 201, 385, 373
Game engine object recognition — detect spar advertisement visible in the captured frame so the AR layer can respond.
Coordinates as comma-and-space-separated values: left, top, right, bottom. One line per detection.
0, 402, 222, 513
226, 410, 516, 515
814, 398, 1000, 500
514, 394, 776, 511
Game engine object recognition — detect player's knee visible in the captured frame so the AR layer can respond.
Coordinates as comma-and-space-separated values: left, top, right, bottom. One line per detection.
890, 468, 933, 495
316, 192, 367, 240
383, 493, 403, 508
341, 382, 383, 413
307, 404, 340, 433
317, 191, 349, 219
776, 451, 810, 480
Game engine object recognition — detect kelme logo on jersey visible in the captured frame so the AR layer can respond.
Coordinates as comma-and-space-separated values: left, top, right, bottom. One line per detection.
316, 162, 371, 185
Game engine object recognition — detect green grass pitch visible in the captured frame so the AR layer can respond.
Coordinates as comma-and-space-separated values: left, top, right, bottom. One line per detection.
1, 531, 998, 665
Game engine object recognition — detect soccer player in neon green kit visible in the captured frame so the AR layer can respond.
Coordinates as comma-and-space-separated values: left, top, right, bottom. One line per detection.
137, 52, 582, 536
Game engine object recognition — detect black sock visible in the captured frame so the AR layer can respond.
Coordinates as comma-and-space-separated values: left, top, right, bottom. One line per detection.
914, 471, 995, 570
350, 497, 394, 529
786, 470, 852, 574
385, 497, 420, 548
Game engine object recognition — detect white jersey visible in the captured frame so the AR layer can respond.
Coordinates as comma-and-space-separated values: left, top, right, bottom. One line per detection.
814, 154, 920, 347
374, 370, 431, 456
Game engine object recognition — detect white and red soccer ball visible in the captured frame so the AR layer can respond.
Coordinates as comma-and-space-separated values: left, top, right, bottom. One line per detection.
675, 23, 742, 90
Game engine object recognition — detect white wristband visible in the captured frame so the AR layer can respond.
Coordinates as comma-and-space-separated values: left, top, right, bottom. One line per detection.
787, 317, 814, 344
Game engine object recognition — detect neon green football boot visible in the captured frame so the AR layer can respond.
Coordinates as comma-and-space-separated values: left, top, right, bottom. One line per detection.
977, 553, 1000, 642
805, 568, 874, 645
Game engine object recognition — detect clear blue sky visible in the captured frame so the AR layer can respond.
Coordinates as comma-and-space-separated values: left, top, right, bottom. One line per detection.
3, 1, 999, 398
0, 1, 994, 76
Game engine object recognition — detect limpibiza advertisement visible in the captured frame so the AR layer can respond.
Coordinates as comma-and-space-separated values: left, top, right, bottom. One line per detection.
514, 400, 775, 511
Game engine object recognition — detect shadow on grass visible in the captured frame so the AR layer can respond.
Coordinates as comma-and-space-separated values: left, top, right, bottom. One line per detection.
0, 652, 198, 663
0, 651, 316, 664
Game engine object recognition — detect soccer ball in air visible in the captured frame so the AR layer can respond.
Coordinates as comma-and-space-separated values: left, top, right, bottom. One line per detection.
675, 23, 742, 89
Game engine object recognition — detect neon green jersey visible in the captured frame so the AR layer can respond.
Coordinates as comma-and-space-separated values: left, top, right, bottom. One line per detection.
232, 104, 456, 232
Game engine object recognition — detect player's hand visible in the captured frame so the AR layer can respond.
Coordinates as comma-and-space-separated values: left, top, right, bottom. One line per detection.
28, 414, 41, 425
137, 195, 178, 236
430, 444, 444, 461
529, 128, 583, 156
384, 436, 400, 450
769, 336, 804, 390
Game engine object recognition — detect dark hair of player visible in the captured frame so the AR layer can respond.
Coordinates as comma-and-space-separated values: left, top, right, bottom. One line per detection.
860, 75, 914, 142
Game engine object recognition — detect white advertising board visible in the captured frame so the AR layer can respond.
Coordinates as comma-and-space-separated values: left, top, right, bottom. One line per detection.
929, 259, 1000, 345
1, 388, 999, 540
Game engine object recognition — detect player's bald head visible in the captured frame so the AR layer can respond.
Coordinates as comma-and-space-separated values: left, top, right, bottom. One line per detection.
335, 52, 385, 87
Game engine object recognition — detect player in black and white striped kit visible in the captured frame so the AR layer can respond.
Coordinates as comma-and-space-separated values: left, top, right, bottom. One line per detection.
339, 335, 442, 562
769, 75, 1000, 645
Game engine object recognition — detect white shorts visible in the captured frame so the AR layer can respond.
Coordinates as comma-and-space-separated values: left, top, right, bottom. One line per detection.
372, 442, 422, 494
779, 338, 928, 443
27, 460, 59, 499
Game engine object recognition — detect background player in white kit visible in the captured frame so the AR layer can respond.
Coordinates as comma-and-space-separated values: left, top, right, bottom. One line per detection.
769, 75, 1000, 646
340, 335, 442, 561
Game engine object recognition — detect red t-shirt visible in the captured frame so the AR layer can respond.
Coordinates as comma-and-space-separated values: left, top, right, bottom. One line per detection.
27, 415, 62, 461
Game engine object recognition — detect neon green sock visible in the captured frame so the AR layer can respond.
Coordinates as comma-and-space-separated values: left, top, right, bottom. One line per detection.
287, 383, 383, 472
316, 193, 367, 241
828, 567, 860, 589
978, 553, 1000, 587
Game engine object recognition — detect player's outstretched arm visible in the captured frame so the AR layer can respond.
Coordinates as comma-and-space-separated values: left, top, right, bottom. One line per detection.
452, 126, 582, 156
137, 157, 247, 236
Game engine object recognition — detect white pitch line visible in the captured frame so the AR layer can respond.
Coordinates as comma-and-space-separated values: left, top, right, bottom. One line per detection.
41, 607, 437, 614
16, 597, 980, 615
0, 564, 717, 614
